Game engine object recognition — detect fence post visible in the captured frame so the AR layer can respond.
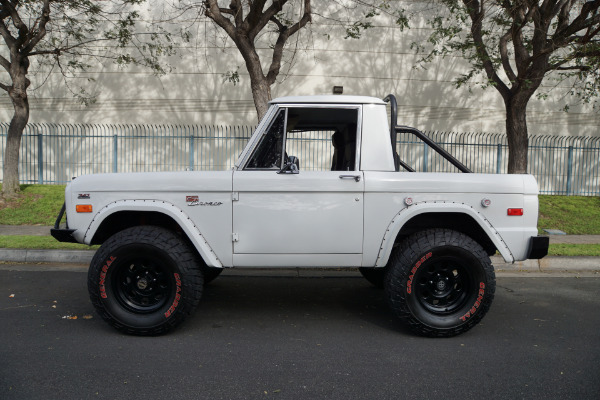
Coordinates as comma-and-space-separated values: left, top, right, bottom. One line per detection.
113, 134, 118, 173
37, 133, 43, 184
189, 133, 194, 170
566, 145, 573, 195
423, 143, 428, 172
496, 144, 502, 174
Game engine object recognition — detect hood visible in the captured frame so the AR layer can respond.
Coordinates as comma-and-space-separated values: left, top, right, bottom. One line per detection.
69, 170, 234, 193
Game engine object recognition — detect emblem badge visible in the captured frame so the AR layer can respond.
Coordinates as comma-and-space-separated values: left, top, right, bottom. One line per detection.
186, 196, 223, 207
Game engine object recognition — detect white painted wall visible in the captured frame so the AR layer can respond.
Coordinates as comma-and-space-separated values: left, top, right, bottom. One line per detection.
1, 1, 598, 136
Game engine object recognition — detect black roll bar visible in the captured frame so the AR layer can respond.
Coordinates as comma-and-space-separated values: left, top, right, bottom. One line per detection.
382, 94, 403, 171
383, 94, 471, 173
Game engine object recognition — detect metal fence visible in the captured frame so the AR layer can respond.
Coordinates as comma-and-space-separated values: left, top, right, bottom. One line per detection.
1, 123, 599, 196
395, 131, 600, 196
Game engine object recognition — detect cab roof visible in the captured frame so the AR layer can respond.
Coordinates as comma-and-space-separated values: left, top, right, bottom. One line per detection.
270, 95, 386, 105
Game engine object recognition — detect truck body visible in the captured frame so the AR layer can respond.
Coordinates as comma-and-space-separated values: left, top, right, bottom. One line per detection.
52, 95, 549, 337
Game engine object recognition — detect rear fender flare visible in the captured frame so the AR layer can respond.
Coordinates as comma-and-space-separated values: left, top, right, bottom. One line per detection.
375, 201, 513, 267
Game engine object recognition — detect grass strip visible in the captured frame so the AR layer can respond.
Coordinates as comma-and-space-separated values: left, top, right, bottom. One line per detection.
0, 184, 66, 225
547, 244, 600, 257
538, 195, 600, 235
0, 236, 98, 250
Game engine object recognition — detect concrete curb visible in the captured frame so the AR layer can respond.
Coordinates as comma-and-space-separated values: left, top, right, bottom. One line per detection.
0, 249, 599, 273
491, 255, 600, 272
0, 249, 95, 264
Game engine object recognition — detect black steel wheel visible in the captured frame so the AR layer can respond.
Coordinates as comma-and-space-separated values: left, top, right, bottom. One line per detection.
88, 226, 203, 335
112, 255, 173, 314
385, 229, 495, 337
411, 257, 472, 315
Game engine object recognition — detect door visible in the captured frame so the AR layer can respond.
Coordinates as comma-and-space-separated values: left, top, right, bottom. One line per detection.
232, 106, 364, 266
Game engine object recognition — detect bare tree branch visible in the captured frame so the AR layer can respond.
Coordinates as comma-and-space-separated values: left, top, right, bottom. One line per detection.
499, 30, 518, 83
229, 0, 244, 27
205, 0, 238, 38
249, 1, 289, 41
0, 0, 29, 45
464, 0, 511, 99
266, 0, 311, 84
0, 16, 16, 47
0, 53, 9, 71
22, 0, 51, 54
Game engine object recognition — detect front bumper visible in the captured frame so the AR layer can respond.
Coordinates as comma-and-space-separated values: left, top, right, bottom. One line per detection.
50, 203, 78, 243
527, 235, 549, 259
51, 228, 77, 243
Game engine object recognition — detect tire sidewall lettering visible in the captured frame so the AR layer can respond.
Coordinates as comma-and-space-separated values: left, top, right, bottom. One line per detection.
459, 282, 486, 322
406, 251, 433, 294
164, 273, 182, 319
98, 256, 117, 299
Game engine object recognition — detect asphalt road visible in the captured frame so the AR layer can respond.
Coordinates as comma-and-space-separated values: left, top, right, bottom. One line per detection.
1, 267, 599, 400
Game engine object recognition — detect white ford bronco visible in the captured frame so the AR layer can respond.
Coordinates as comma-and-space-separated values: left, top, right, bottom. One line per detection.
52, 94, 549, 337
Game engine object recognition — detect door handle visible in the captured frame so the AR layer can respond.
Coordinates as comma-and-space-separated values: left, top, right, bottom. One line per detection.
339, 174, 361, 182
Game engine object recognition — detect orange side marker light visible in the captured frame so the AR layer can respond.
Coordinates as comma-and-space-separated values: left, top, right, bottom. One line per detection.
76, 204, 93, 213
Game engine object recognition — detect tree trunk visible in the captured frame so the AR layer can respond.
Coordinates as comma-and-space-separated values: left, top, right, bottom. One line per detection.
250, 77, 272, 123
2, 95, 29, 198
234, 36, 273, 123
2, 59, 31, 198
505, 99, 529, 174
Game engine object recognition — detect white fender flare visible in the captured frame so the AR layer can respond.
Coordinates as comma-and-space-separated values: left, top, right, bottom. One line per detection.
83, 199, 223, 268
375, 201, 514, 267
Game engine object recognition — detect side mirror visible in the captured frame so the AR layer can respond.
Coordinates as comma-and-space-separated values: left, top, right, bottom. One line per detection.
278, 156, 300, 174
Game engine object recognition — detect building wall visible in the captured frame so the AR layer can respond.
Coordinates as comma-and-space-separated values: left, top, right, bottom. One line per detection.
1, 1, 598, 136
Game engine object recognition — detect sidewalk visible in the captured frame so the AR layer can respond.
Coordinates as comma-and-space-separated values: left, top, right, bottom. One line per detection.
0, 225, 54, 236
1, 225, 599, 273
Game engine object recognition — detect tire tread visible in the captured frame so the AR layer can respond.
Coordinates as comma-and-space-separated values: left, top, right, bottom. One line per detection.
88, 226, 203, 335
385, 229, 495, 337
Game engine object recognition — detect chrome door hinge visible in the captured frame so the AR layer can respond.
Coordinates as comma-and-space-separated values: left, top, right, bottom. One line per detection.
232, 233, 239, 242
232, 192, 239, 201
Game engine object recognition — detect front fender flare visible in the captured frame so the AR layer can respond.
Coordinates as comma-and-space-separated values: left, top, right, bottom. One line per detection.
83, 199, 223, 268
375, 201, 514, 267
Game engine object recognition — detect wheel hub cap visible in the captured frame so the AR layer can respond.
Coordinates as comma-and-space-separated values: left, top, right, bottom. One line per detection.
436, 280, 447, 291
137, 278, 149, 290
114, 260, 171, 313
414, 261, 471, 314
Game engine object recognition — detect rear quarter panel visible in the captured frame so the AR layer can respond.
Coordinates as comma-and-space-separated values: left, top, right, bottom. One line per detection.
363, 172, 539, 266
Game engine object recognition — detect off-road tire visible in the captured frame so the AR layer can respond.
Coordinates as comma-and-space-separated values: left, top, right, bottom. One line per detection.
385, 229, 495, 337
88, 226, 203, 335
